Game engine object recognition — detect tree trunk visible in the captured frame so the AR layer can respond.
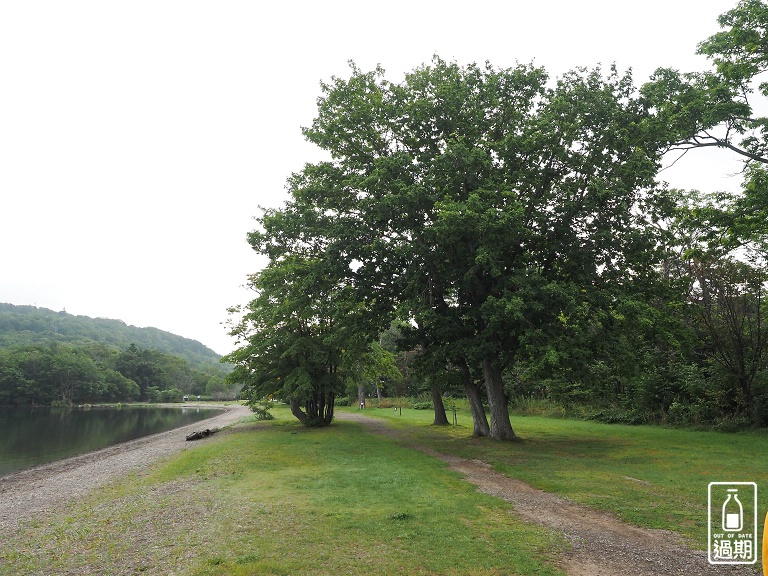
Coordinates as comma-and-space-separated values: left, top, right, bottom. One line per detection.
289, 397, 308, 424
458, 358, 490, 437
376, 382, 383, 402
482, 355, 518, 440
431, 382, 449, 425
323, 393, 335, 425
358, 384, 365, 409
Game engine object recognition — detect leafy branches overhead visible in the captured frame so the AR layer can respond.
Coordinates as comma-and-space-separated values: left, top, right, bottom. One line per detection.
642, 1, 768, 168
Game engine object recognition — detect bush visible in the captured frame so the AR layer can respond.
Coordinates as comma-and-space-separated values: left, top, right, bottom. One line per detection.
249, 400, 275, 421
510, 396, 570, 418
713, 416, 752, 432
157, 388, 183, 403
413, 401, 432, 410
588, 407, 648, 425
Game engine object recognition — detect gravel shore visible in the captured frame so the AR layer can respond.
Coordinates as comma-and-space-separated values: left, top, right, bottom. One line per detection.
0, 403, 251, 534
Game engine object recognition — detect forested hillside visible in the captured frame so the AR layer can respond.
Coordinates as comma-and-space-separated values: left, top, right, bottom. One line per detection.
0, 303, 239, 406
0, 303, 221, 370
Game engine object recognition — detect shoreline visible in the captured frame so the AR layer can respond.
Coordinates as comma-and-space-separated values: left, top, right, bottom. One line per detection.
0, 403, 251, 534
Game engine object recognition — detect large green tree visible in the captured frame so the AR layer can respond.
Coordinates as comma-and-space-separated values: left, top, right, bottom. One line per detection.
243, 57, 669, 440
225, 253, 370, 426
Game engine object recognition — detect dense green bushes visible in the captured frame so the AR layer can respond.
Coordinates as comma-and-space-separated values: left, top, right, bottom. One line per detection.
0, 342, 231, 406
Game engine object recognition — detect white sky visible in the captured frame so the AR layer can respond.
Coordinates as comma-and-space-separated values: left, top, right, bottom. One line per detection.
0, 1, 749, 355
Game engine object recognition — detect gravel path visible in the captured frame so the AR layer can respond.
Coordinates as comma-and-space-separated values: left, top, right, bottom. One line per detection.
335, 411, 761, 576
0, 403, 251, 534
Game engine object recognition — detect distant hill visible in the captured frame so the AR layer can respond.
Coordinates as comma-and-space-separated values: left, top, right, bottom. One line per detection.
0, 303, 224, 371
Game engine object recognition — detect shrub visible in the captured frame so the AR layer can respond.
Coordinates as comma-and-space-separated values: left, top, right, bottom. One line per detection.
157, 388, 183, 403
713, 416, 752, 433
249, 401, 275, 421
587, 407, 648, 425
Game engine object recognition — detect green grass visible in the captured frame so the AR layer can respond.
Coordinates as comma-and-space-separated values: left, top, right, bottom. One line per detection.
6, 403, 765, 575
1, 407, 566, 576
350, 405, 768, 547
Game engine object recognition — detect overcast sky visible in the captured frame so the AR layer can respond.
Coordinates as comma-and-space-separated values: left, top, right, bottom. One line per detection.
0, 1, 748, 355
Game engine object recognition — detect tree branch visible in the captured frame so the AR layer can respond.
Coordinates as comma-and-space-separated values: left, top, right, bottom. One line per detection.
670, 134, 768, 164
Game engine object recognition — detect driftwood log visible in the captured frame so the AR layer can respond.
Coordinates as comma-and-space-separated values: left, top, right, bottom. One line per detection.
185, 428, 218, 441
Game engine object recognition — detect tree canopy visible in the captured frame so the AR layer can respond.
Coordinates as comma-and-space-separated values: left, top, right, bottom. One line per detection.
228, 57, 677, 438
229, 3, 768, 435
641, 0, 768, 240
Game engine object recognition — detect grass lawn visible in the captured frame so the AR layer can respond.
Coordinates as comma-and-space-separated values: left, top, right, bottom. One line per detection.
5, 403, 767, 575
353, 404, 768, 548
1, 406, 565, 576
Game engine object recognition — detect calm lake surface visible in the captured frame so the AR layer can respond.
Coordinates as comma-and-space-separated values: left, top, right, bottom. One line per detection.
0, 405, 220, 477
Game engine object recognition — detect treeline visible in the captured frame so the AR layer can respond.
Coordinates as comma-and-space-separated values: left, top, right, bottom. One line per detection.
0, 342, 234, 406
226, 2, 768, 436
0, 303, 222, 370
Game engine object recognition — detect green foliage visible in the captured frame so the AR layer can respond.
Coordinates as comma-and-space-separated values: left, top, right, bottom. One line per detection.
0, 303, 225, 370
587, 407, 649, 425
699, 0, 768, 97
0, 339, 225, 406
232, 56, 672, 440
641, 0, 768, 209
0, 303, 234, 406
242, 395, 275, 420
0, 342, 141, 406
250, 404, 275, 421
226, 6, 768, 434
224, 256, 356, 427
156, 388, 184, 403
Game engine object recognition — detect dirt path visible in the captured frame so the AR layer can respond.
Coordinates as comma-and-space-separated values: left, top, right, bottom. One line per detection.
336, 411, 760, 576
0, 403, 251, 534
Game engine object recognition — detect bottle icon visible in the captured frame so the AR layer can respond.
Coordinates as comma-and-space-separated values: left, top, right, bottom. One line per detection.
722, 489, 743, 532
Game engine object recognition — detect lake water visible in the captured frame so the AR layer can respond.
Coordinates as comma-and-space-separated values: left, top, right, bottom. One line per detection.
0, 405, 220, 477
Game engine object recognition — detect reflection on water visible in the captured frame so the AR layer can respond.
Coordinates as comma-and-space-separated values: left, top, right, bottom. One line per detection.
0, 405, 219, 476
